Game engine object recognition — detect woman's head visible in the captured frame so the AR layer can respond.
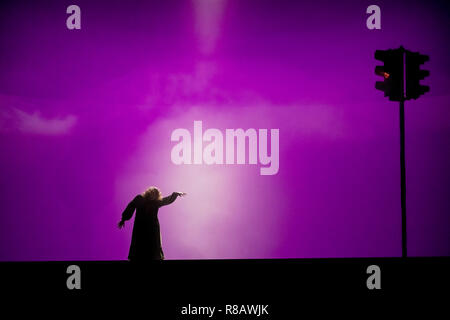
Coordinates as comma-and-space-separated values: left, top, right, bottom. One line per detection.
142, 186, 162, 201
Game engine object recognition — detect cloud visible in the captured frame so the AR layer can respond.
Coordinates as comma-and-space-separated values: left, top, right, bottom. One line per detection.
139, 61, 220, 108
0, 107, 77, 135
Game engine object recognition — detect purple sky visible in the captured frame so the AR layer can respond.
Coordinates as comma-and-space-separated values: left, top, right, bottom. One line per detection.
0, 0, 449, 261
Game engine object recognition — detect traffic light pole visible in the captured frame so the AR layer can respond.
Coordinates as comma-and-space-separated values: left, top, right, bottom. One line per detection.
399, 46, 407, 258
399, 98, 407, 258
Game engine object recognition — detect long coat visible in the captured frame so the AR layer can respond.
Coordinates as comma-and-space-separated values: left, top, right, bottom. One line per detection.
121, 193, 178, 261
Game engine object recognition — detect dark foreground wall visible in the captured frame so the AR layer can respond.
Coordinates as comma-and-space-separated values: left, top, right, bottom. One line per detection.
1, 257, 448, 315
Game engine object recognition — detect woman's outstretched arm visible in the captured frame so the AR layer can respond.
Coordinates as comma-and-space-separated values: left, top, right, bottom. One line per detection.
118, 195, 140, 229
159, 192, 186, 207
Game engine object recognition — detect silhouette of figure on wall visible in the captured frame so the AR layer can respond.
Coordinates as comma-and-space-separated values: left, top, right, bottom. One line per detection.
118, 186, 186, 261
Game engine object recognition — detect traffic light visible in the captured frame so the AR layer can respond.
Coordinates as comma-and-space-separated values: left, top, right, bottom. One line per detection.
405, 51, 429, 100
373, 47, 430, 258
375, 49, 403, 101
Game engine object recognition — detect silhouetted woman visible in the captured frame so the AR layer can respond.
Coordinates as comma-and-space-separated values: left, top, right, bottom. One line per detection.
118, 187, 186, 261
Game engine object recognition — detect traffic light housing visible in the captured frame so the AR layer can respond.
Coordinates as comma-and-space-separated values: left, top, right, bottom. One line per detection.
405, 51, 429, 100
375, 49, 403, 101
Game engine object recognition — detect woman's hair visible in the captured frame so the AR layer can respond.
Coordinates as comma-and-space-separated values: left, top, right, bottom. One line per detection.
142, 186, 162, 201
